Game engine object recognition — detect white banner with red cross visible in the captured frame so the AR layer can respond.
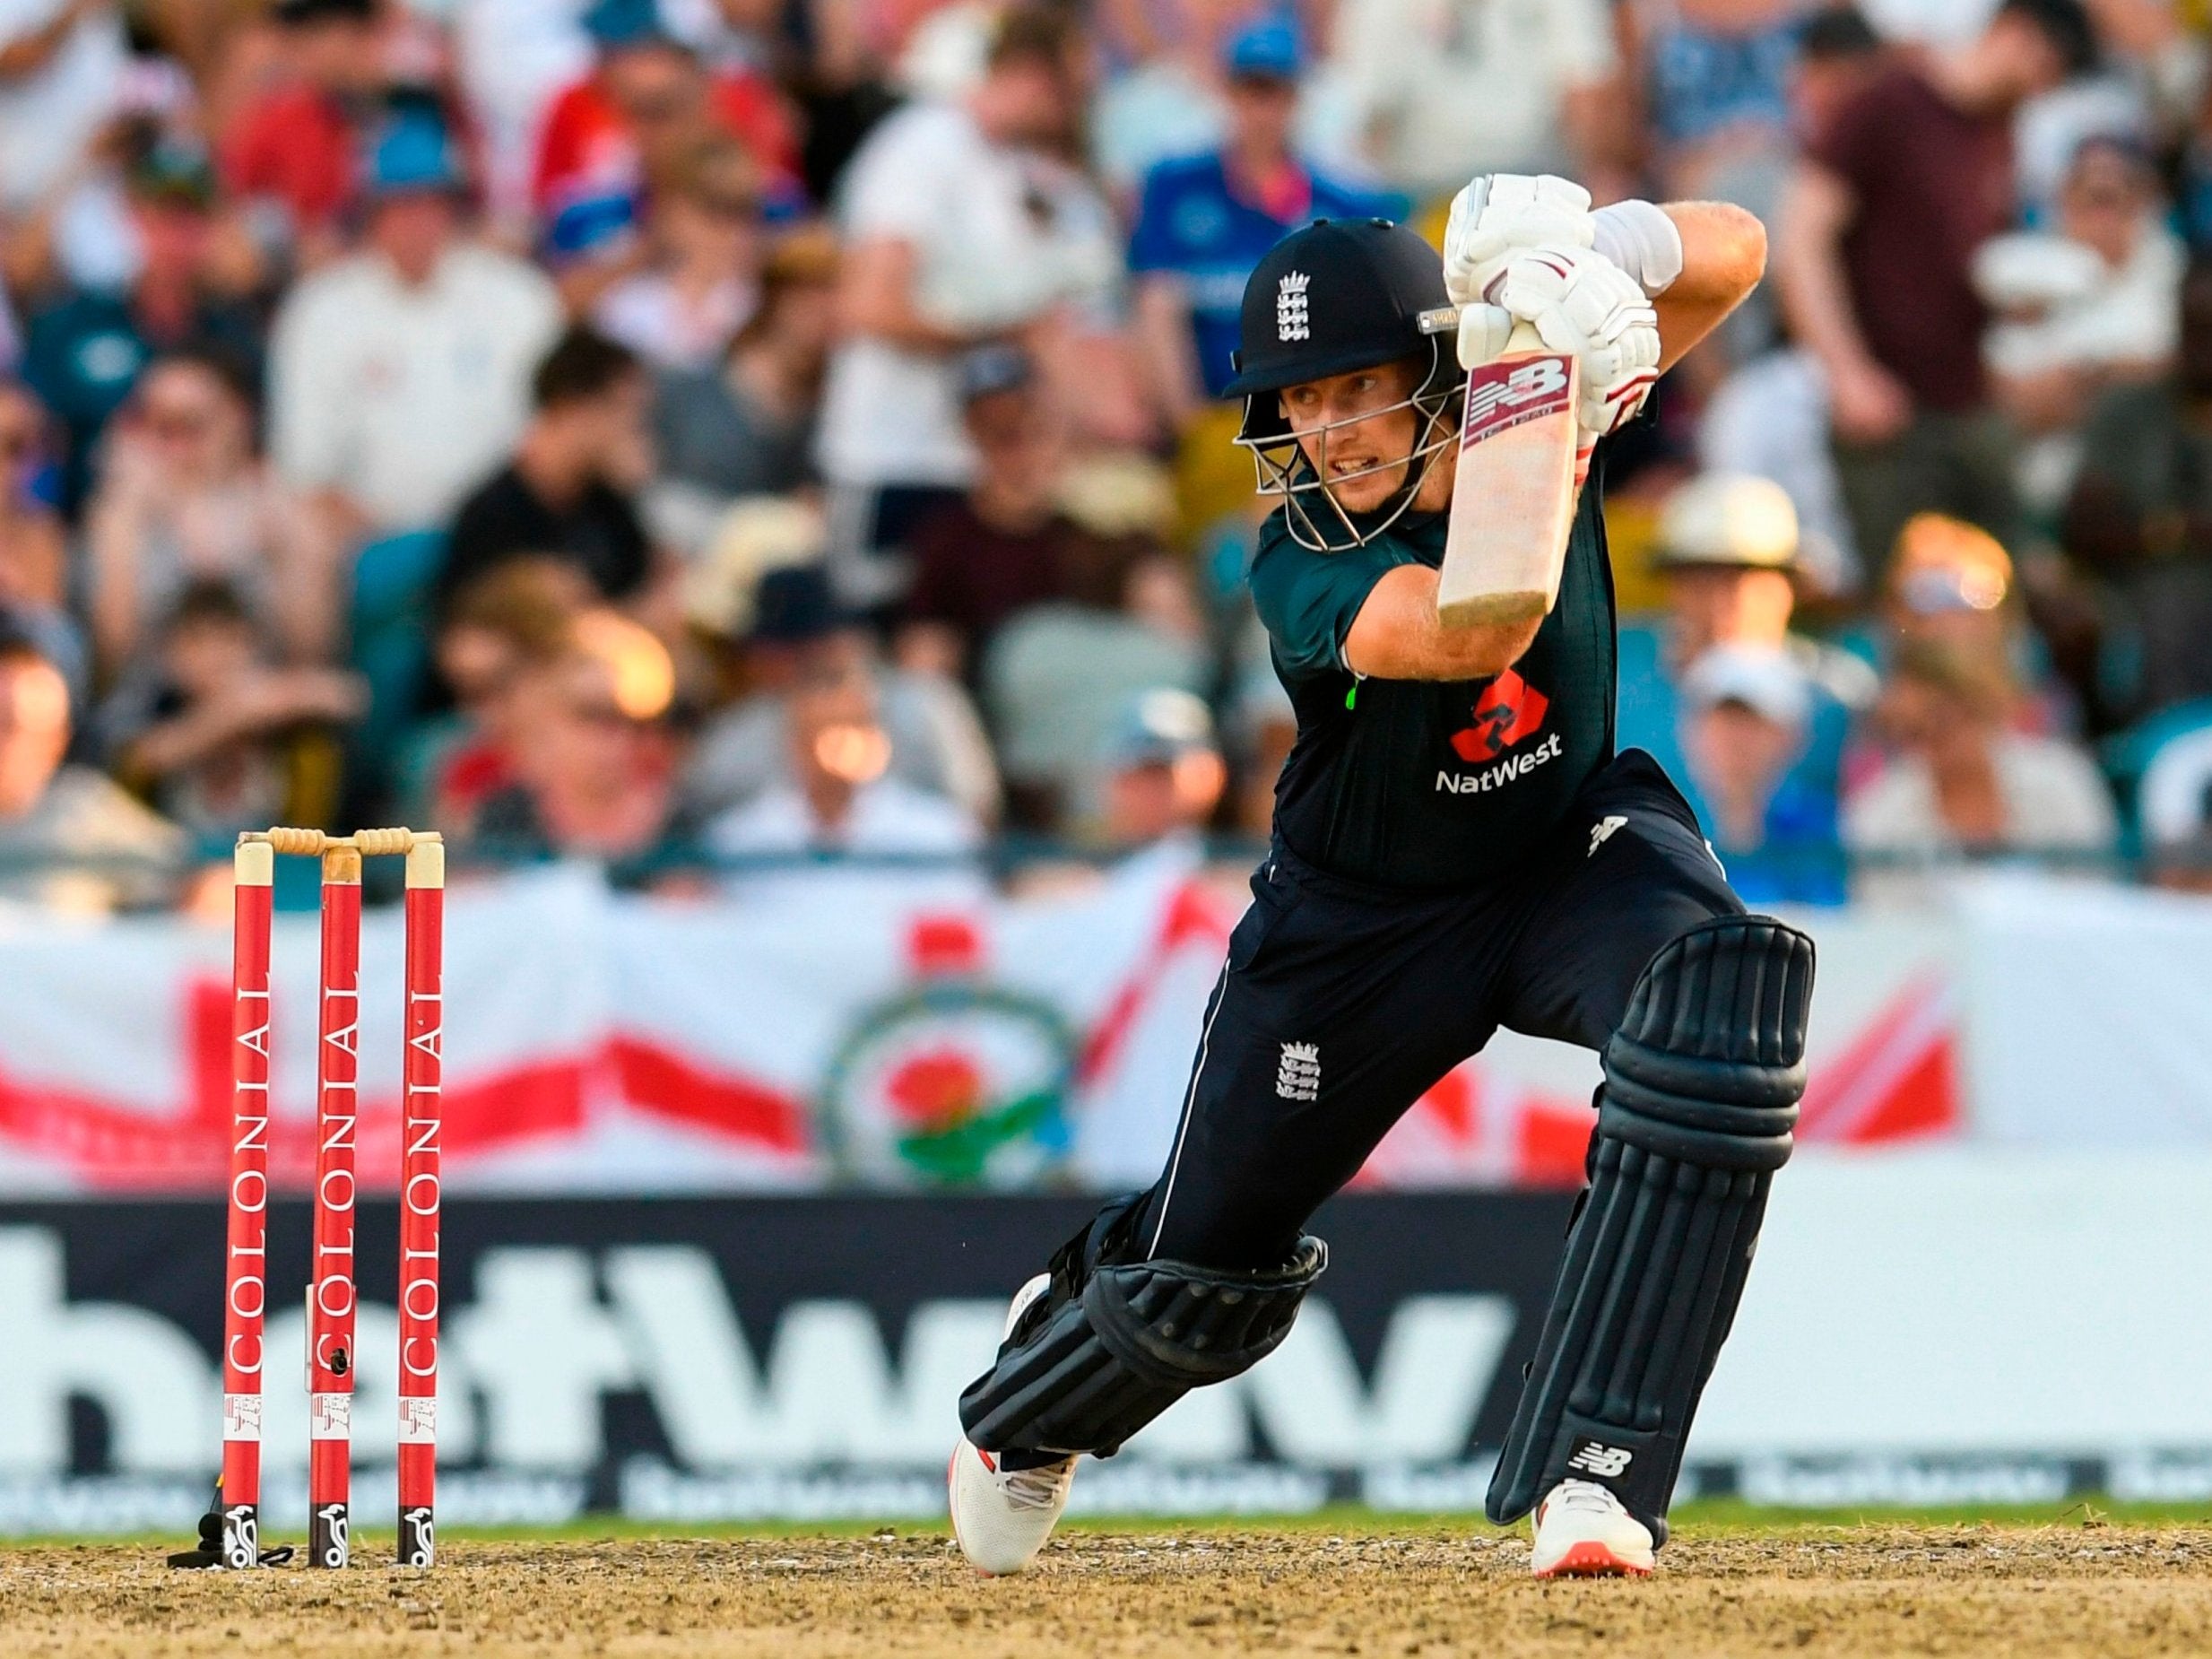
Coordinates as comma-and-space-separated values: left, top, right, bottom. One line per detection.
0, 857, 2050, 1196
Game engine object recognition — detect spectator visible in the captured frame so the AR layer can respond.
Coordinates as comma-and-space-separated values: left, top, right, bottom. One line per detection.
1631, 0, 1802, 203
2137, 712, 2212, 892
1697, 342, 1861, 595
0, 379, 71, 668
1789, 6, 1884, 143
0, 0, 126, 214
267, 108, 562, 541
0, 618, 187, 912
591, 135, 765, 372
1881, 511, 2065, 731
817, 4, 1123, 612
651, 225, 836, 504
1331, 0, 1626, 204
1618, 473, 1874, 824
982, 529, 1208, 830
102, 579, 364, 838
533, 0, 798, 268
403, 557, 590, 837
2060, 256, 2212, 724
471, 605, 694, 872
1845, 638, 2116, 880
20, 138, 263, 511
1677, 644, 1848, 905
439, 326, 664, 615
898, 346, 1083, 685
1087, 0, 1245, 194
706, 635, 985, 901
1975, 135, 2182, 511
688, 560, 1001, 828
1097, 687, 1226, 855
82, 348, 334, 677
1778, 0, 2096, 575
218, 0, 390, 265
1127, 16, 1401, 440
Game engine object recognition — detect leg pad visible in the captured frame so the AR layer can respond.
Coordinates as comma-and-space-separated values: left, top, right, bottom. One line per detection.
1488, 916, 1814, 1538
960, 1201, 1326, 1459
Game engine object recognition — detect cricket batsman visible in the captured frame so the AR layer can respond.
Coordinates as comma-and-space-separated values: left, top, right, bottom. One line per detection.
950, 178, 1810, 1578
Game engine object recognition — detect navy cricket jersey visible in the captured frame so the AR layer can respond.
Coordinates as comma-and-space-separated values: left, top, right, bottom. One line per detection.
1246, 451, 1618, 890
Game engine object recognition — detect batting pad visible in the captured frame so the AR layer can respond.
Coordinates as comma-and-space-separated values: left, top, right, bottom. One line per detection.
1487, 916, 1815, 1539
959, 1238, 1327, 1459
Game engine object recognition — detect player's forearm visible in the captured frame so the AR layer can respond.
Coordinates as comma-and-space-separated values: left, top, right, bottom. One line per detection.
1345, 564, 1544, 681
1651, 201, 1765, 370
1659, 202, 1765, 310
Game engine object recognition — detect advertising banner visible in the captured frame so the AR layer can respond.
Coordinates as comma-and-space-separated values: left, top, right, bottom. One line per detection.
5, 1153, 2212, 1534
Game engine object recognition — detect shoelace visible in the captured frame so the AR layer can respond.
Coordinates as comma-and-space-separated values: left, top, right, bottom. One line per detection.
1542, 1478, 1627, 1520
1001, 1457, 1077, 1512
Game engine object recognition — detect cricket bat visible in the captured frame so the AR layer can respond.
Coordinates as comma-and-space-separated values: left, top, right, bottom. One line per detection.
1418, 308, 1580, 630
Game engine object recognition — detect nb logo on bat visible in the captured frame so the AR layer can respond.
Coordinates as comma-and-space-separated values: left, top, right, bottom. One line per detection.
1462, 354, 1574, 448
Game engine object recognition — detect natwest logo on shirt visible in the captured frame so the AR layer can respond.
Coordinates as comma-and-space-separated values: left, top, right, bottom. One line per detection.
1450, 670, 1549, 764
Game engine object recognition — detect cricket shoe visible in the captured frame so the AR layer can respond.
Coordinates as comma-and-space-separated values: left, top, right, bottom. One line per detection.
948, 1273, 1077, 1576
1530, 1479, 1656, 1578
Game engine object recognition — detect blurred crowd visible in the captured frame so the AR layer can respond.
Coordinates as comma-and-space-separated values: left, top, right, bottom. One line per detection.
3, 0, 2212, 913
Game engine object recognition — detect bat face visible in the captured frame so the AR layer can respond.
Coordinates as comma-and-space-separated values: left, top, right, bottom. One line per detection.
1436, 326, 1581, 630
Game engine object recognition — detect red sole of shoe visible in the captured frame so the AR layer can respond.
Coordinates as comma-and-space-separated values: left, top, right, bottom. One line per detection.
1534, 1542, 1654, 1579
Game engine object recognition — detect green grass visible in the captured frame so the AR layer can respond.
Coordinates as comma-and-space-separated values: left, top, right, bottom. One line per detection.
13, 1498, 2212, 1552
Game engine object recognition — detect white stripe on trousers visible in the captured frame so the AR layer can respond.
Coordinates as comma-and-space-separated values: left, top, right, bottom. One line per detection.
1146, 957, 1231, 1261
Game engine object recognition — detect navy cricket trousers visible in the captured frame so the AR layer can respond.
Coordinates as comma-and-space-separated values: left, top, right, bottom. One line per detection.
1132, 748, 1744, 1271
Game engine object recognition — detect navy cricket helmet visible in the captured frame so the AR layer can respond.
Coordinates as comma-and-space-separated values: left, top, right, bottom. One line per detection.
1226, 219, 1463, 550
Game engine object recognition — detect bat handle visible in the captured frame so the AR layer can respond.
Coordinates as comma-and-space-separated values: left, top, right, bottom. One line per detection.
1416, 307, 1547, 354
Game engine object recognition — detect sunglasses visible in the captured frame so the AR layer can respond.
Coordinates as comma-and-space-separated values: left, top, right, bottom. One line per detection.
1897, 566, 2006, 614
146, 408, 214, 442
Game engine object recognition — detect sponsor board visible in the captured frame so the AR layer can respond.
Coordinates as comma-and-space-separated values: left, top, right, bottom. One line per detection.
0, 1193, 1567, 1531
8, 1168, 2212, 1531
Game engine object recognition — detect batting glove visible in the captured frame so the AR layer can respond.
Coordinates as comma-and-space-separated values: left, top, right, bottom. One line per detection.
1488, 244, 1661, 437
1443, 174, 1594, 308
1454, 301, 1514, 370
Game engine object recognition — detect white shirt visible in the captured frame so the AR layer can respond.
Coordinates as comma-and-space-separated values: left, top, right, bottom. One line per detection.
593, 272, 755, 373
707, 777, 986, 908
1699, 349, 1861, 595
1325, 0, 1617, 198
0, 0, 126, 213
1843, 734, 2120, 858
2139, 725, 2212, 850
1979, 226, 2184, 379
268, 242, 563, 532
816, 101, 1123, 489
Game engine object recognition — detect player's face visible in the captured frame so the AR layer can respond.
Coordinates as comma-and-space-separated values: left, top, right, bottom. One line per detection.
1280, 359, 1426, 515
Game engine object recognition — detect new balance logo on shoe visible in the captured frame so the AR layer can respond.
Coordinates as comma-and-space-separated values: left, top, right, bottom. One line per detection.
1566, 1442, 1634, 1479
1276, 1042, 1321, 1102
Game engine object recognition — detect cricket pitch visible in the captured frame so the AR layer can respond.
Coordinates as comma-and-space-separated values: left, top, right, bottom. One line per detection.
6, 1522, 2211, 1656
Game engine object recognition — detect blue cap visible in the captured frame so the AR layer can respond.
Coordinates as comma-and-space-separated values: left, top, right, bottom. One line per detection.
957, 344, 1035, 404
363, 110, 464, 195
1223, 13, 1304, 82
1105, 690, 1218, 768
584, 0, 674, 48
